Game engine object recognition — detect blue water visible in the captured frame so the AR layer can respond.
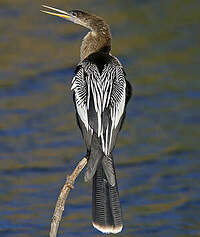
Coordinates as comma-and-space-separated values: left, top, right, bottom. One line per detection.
0, 0, 200, 236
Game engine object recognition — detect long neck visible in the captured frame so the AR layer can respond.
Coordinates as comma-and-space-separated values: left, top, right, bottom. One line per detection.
80, 19, 111, 61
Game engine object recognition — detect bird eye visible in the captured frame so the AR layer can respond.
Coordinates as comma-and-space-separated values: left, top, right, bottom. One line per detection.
71, 11, 77, 17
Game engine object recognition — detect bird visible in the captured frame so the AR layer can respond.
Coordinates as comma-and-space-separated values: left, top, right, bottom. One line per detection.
41, 5, 132, 234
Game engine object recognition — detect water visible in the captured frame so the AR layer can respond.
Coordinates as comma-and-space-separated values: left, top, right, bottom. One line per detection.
0, 0, 200, 236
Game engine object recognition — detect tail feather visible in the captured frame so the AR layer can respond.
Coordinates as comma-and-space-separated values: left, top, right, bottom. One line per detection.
102, 155, 115, 186
92, 161, 123, 234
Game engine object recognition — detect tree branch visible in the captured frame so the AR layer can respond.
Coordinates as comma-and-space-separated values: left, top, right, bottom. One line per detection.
49, 157, 88, 237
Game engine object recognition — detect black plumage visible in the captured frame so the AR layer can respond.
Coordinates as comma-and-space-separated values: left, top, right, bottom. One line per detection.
72, 52, 131, 233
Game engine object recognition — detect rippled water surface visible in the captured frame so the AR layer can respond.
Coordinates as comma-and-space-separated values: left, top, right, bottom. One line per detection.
0, 0, 200, 236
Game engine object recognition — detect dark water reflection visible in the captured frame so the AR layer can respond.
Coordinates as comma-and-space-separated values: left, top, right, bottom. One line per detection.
0, 0, 200, 236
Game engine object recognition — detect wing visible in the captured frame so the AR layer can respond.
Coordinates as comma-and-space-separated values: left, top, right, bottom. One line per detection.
71, 66, 93, 151
100, 64, 126, 155
71, 59, 126, 156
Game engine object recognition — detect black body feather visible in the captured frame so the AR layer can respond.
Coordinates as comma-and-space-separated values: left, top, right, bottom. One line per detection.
72, 51, 131, 233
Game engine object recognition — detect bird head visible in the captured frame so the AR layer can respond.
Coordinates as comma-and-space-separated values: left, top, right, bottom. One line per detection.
41, 5, 98, 30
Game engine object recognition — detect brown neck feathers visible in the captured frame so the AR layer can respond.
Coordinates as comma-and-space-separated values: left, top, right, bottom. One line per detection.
80, 16, 111, 61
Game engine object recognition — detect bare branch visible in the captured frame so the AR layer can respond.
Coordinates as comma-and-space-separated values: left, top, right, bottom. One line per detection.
49, 157, 88, 237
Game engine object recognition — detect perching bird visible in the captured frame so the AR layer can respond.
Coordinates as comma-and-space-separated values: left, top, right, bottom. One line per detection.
41, 5, 132, 234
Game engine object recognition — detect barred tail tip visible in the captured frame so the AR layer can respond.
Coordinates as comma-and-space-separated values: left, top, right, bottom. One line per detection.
92, 222, 123, 234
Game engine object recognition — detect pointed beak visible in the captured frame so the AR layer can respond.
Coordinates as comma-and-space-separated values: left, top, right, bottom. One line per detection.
40, 5, 71, 20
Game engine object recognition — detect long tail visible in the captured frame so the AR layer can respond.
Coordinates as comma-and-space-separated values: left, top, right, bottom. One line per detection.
92, 161, 123, 234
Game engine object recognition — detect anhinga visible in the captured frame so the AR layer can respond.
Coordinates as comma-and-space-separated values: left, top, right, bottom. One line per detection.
41, 5, 132, 234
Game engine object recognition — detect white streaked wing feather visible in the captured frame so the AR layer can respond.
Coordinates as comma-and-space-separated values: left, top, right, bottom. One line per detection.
71, 62, 126, 156
71, 68, 90, 130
